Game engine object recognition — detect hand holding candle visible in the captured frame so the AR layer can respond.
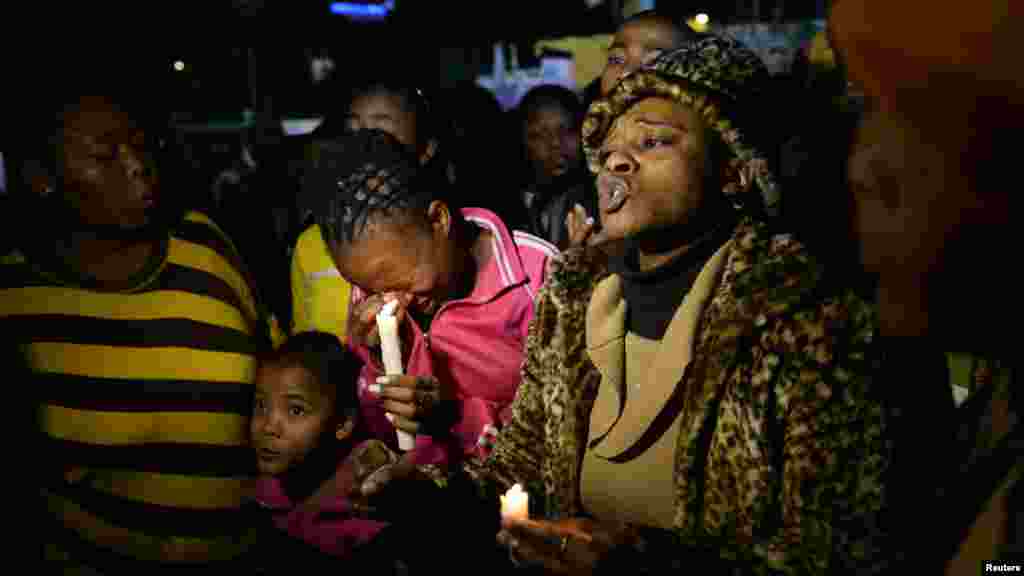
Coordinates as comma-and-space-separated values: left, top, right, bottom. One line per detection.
500, 483, 530, 524
375, 299, 416, 451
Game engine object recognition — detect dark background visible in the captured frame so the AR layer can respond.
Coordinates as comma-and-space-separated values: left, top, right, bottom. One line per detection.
9, 0, 827, 122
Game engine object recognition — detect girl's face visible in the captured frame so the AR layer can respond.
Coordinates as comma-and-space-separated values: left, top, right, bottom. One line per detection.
251, 363, 341, 476
346, 92, 418, 152
524, 104, 580, 183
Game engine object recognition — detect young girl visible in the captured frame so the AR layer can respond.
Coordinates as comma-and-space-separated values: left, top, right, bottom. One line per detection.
250, 331, 396, 558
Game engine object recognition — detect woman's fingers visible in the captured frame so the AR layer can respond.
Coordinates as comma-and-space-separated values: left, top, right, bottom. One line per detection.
370, 376, 440, 419
503, 518, 580, 540
364, 327, 381, 349
373, 375, 438, 392
353, 296, 388, 347
353, 292, 413, 349
360, 458, 416, 498
381, 399, 416, 419
586, 228, 611, 248
388, 413, 421, 435
497, 528, 572, 573
567, 204, 597, 248
370, 375, 453, 436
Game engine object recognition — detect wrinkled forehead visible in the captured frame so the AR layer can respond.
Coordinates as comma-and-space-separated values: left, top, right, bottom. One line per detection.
605, 97, 695, 138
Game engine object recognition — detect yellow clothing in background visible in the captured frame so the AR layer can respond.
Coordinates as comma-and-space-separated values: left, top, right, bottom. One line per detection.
290, 225, 352, 342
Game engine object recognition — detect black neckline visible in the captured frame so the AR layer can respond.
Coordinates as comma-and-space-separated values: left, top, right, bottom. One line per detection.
612, 222, 733, 340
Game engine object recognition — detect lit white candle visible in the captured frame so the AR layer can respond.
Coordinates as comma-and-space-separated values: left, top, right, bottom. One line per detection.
376, 300, 416, 451
500, 483, 529, 522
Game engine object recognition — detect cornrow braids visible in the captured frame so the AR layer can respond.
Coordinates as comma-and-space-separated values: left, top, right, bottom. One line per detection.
301, 129, 434, 249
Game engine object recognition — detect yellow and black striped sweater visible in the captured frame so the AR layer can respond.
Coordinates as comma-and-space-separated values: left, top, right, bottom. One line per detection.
0, 211, 269, 569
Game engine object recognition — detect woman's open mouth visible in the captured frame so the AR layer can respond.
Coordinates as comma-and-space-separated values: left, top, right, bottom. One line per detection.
598, 174, 630, 215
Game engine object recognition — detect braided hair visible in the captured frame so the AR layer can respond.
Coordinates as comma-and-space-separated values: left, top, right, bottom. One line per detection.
301, 129, 455, 251
260, 331, 361, 418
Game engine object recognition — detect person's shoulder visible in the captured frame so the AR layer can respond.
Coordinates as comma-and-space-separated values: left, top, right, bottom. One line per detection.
293, 225, 343, 283
172, 210, 244, 262
512, 230, 559, 262
295, 224, 322, 248
536, 244, 611, 305
179, 210, 225, 235
723, 218, 876, 347
294, 224, 328, 261
174, 210, 238, 252
725, 218, 821, 295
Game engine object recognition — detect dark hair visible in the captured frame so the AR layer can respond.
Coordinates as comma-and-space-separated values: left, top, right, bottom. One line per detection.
518, 84, 583, 130
261, 331, 362, 418
300, 129, 454, 249
315, 78, 439, 149
516, 85, 585, 190
313, 77, 453, 205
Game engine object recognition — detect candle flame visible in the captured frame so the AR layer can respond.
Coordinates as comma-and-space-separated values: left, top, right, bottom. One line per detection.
501, 483, 526, 505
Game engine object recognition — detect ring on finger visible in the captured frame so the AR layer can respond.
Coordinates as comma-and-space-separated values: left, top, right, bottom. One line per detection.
508, 539, 523, 566
560, 535, 570, 555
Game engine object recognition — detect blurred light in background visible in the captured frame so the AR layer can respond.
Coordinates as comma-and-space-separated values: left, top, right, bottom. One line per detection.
173, 60, 186, 72
329, 1, 394, 21
688, 13, 711, 32
281, 117, 324, 136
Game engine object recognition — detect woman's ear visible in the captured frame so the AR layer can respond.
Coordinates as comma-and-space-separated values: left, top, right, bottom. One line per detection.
419, 139, 439, 166
22, 159, 56, 199
335, 417, 355, 442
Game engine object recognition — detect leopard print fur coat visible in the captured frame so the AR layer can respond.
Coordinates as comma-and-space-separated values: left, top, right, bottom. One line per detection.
454, 217, 890, 574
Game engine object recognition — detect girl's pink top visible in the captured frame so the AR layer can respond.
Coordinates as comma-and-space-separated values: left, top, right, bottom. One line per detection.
253, 441, 388, 557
